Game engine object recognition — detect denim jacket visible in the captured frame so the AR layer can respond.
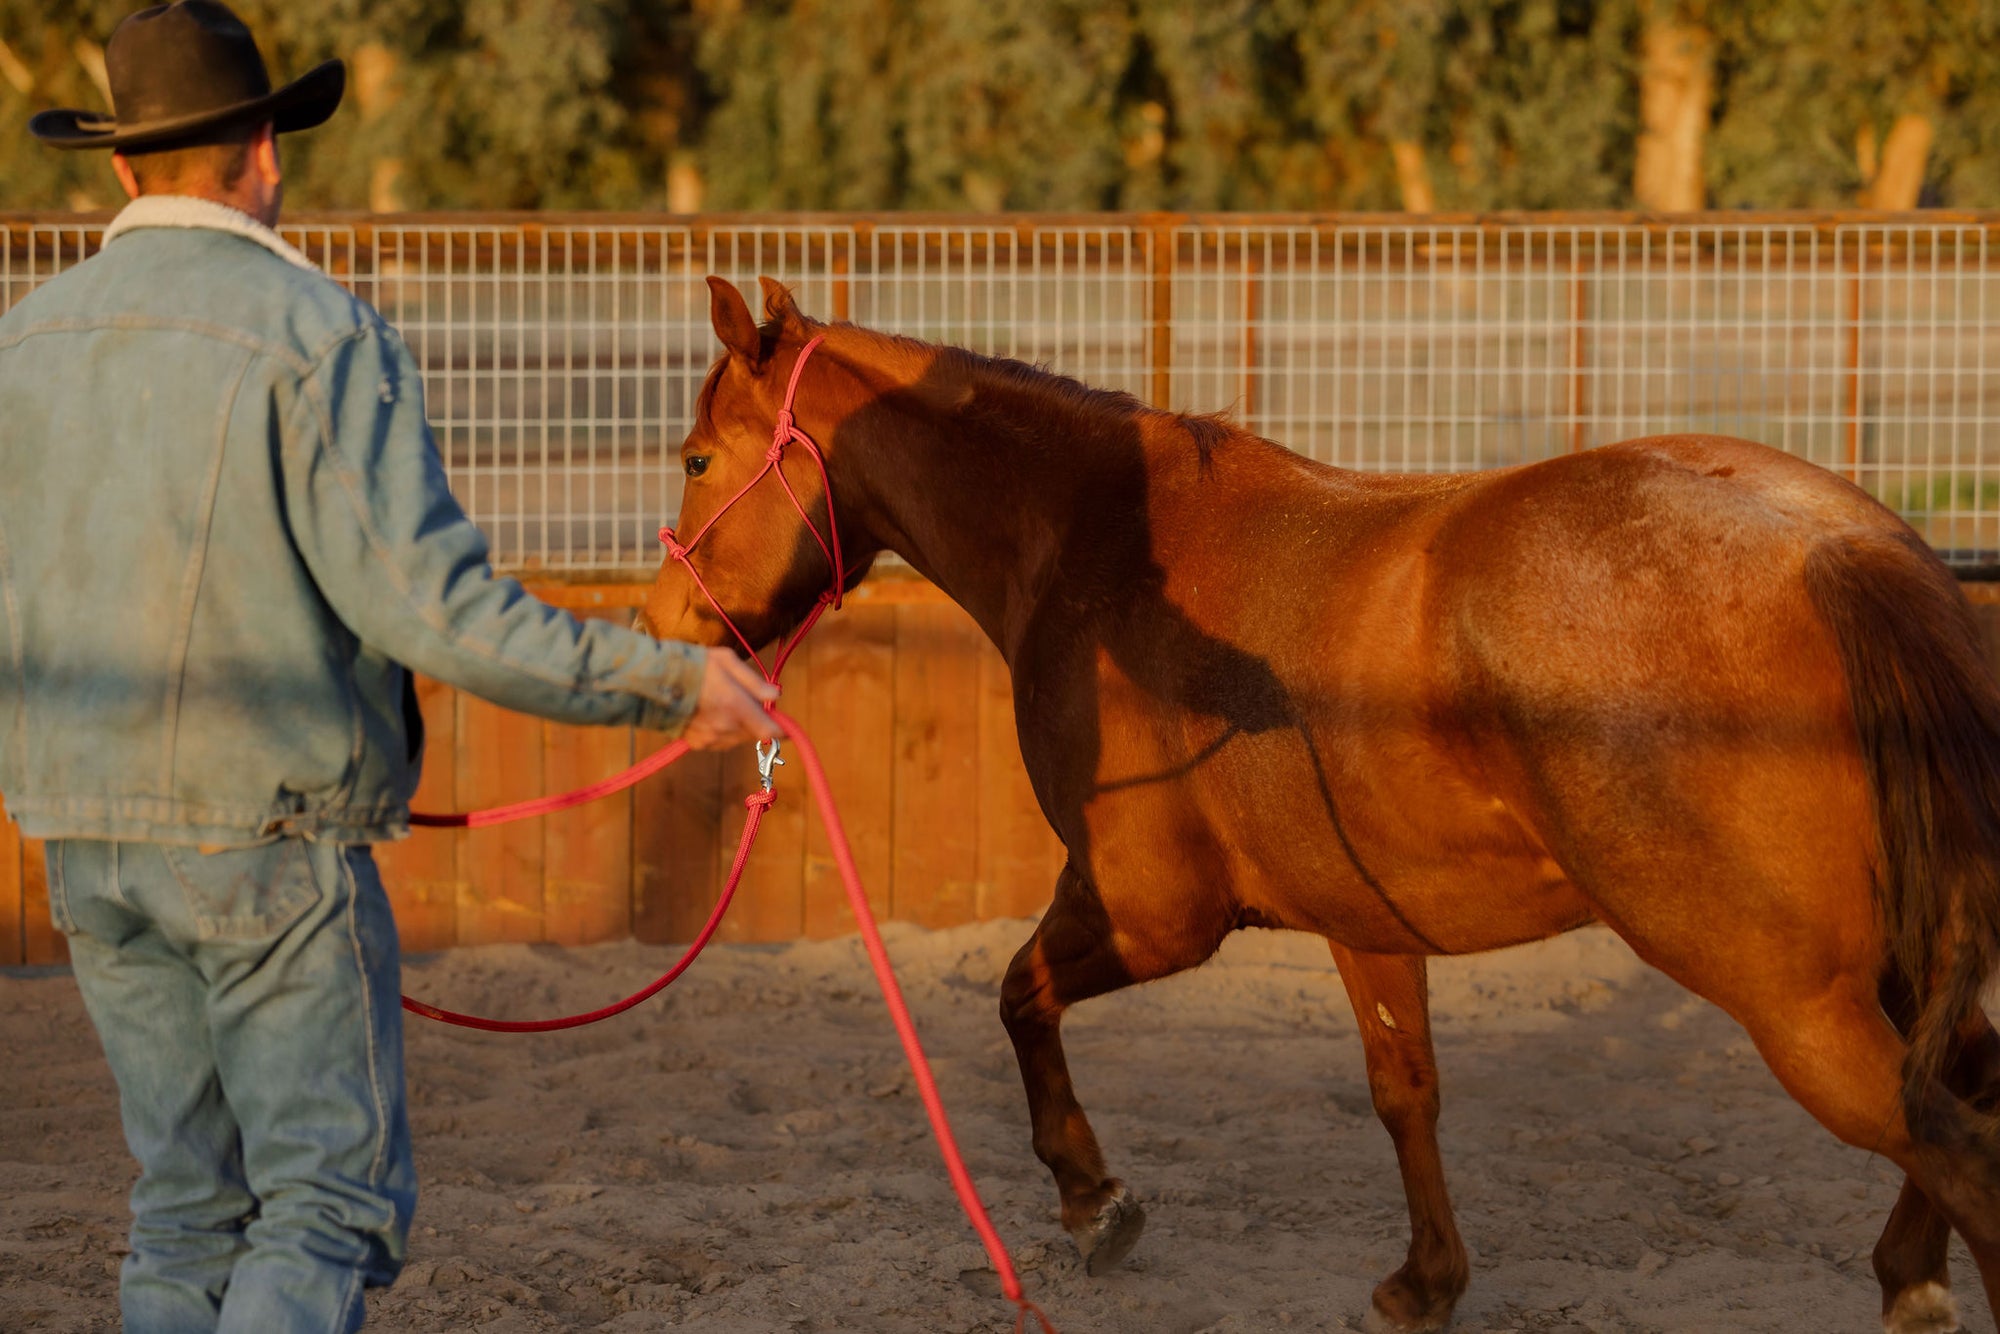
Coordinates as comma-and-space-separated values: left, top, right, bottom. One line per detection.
0, 196, 702, 846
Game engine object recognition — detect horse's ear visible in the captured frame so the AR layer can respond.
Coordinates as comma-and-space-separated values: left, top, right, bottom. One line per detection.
759, 276, 806, 330
707, 276, 766, 369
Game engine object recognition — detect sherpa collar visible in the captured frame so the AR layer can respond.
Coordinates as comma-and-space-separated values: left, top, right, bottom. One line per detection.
102, 194, 319, 274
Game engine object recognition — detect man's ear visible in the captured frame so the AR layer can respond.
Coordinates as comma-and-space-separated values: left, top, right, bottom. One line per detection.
111, 152, 141, 201
759, 276, 805, 330
707, 275, 766, 368
252, 121, 281, 188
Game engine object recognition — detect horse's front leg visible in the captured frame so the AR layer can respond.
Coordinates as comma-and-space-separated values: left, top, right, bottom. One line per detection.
1000, 860, 1223, 1274
1329, 945, 1469, 1334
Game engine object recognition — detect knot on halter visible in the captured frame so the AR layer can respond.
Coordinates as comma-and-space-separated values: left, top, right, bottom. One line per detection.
657, 527, 688, 561
773, 408, 795, 437
743, 788, 778, 811
764, 440, 788, 464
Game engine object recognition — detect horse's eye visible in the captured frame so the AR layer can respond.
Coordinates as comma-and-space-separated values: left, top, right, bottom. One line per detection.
684, 455, 710, 478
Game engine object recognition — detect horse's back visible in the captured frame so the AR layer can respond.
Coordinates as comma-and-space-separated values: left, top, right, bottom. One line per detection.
1429, 433, 1928, 688
1443, 434, 1900, 587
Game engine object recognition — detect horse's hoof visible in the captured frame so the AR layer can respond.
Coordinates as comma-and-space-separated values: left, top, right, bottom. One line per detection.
1362, 1306, 1453, 1334
1361, 1273, 1458, 1333
1072, 1182, 1146, 1276
1883, 1281, 1959, 1334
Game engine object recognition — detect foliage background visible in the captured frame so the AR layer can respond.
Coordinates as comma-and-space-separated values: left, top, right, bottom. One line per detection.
1, 0, 1994, 211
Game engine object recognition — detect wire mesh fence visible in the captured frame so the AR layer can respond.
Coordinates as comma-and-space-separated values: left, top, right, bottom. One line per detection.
5, 212, 1997, 571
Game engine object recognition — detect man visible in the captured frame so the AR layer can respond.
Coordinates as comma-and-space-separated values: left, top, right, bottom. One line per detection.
0, 4, 776, 1331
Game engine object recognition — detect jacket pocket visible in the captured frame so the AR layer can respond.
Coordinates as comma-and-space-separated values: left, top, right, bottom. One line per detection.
160, 838, 323, 942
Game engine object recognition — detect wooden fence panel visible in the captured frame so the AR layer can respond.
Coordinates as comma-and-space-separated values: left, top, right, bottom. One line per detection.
373, 674, 460, 953
977, 646, 1067, 920
455, 694, 545, 944
801, 605, 897, 937
21, 838, 61, 965
631, 739, 724, 945
889, 601, 985, 928
544, 718, 634, 946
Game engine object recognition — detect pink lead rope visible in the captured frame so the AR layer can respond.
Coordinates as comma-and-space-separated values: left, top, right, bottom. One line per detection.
402, 335, 1056, 1332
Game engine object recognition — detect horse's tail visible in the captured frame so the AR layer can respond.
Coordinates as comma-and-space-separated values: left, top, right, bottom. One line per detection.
1805, 533, 2000, 1151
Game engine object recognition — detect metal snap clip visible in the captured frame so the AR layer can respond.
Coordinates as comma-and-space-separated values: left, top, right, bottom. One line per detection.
756, 737, 785, 791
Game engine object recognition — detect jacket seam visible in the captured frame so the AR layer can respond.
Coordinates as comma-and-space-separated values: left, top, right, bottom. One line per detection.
161, 351, 256, 797
290, 331, 591, 695
0, 315, 316, 378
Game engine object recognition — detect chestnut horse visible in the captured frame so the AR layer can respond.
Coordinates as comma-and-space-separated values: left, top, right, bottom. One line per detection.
640, 277, 2000, 1334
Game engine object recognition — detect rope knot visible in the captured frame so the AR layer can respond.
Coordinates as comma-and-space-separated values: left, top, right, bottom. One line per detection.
744, 789, 778, 811
658, 528, 688, 561
774, 408, 795, 436
765, 440, 787, 464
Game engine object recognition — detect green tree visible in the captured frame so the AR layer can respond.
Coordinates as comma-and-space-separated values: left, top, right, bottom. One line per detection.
1, 0, 1995, 213
692, 0, 1130, 210
0, 0, 689, 211
1707, 0, 1983, 208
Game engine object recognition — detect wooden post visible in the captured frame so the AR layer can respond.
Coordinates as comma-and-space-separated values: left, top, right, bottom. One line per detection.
1568, 248, 1591, 452
834, 223, 861, 323
0, 796, 22, 966
1845, 247, 1864, 485
1150, 220, 1176, 409
1241, 239, 1262, 426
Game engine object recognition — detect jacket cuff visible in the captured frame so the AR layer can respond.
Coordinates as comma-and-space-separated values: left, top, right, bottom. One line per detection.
631, 642, 705, 736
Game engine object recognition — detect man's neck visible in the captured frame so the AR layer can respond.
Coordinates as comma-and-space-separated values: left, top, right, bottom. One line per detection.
144, 186, 277, 228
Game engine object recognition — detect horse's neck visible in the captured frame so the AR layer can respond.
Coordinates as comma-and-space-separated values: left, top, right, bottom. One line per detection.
852, 362, 1151, 661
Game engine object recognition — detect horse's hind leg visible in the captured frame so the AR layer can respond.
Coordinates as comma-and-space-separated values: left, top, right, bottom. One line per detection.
1872, 1017, 2000, 1334
1330, 946, 1468, 1334
999, 860, 1225, 1275
1876, 1181, 1959, 1334
1725, 972, 2000, 1329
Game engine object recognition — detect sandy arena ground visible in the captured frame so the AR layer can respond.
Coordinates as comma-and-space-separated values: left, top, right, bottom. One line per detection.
4, 919, 1995, 1333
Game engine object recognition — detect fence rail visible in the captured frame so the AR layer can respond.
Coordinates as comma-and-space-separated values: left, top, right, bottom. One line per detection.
7, 210, 1999, 568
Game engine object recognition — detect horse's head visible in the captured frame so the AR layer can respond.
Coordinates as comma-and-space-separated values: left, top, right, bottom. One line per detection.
638, 275, 876, 654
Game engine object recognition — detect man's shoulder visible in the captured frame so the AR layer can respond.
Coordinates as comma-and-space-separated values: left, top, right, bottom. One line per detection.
1, 224, 389, 369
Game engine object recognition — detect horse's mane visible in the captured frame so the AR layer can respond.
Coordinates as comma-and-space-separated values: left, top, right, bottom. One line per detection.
836, 321, 1238, 469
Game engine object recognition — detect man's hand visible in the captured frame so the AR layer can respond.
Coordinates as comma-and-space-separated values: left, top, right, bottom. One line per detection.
680, 649, 780, 751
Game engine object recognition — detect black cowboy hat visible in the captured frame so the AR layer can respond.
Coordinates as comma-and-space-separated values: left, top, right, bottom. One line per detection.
29, 0, 343, 151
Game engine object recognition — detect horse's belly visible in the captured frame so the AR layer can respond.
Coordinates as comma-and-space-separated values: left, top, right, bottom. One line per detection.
1236, 828, 1596, 955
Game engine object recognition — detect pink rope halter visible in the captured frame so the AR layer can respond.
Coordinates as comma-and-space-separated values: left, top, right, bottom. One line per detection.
658, 334, 844, 687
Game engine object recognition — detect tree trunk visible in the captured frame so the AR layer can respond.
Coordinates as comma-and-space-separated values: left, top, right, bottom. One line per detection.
1391, 139, 1435, 213
1859, 112, 1933, 210
0, 38, 33, 96
668, 153, 705, 214
1633, 17, 1712, 211
352, 42, 405, 213
71, 37, 108, 107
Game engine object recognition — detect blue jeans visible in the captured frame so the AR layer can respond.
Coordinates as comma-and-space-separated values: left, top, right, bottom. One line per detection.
49, 837, 416, 1333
